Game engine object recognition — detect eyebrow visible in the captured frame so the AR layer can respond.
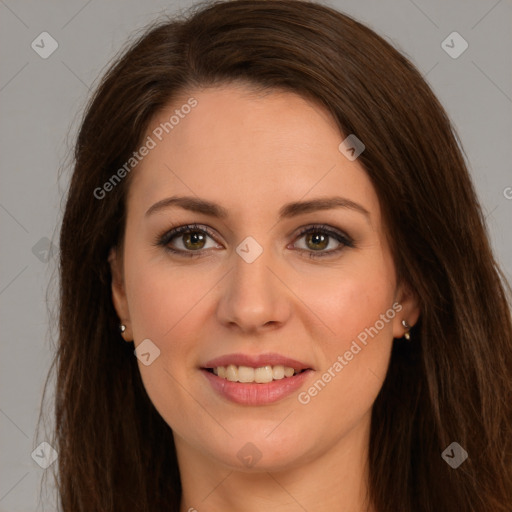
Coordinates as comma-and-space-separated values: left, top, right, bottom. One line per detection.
145, 195, 371, 221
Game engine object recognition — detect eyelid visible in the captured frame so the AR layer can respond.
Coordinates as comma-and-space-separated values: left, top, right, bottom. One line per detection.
154, 223, 221, 252
155, 222, 355, 258
291, 224, 355, 257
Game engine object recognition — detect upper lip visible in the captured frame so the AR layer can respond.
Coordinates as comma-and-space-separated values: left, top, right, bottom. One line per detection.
202, 353, 313, 371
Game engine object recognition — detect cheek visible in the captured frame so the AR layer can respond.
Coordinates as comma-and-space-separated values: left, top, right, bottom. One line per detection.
295, 259, 397, 407
301, 260, 396, 347
126, 262, 207, 342
122, 254, 210, 418
308, 269, 396, 408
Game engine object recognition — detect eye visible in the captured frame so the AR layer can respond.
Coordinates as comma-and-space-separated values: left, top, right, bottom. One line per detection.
155, 224, 220, 257
154, 223, 355, 259
292, 224, 354, 258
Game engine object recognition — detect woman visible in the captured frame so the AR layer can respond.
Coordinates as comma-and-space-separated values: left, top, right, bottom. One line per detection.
45, 0, 512, 510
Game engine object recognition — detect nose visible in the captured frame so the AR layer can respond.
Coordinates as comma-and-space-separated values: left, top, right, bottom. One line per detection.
215, 244, 292, 334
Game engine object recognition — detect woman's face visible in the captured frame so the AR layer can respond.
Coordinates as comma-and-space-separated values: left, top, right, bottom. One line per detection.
110, 83, 418, 472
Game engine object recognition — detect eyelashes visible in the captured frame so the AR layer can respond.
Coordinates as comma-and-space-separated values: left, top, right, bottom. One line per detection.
154, 223, 355, 259
155, 223, 220, 257
292, 224, 355, 258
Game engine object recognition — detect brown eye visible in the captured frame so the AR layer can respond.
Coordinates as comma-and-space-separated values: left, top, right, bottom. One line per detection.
292, 224, 355, 258
181, 231, 207, 250
156, 224, 220, 257
304, 232, 329, 251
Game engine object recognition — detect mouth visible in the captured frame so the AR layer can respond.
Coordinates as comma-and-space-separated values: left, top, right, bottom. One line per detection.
203, 364, 309, 384
200, 363, 314, 406
201, 353, 313, 387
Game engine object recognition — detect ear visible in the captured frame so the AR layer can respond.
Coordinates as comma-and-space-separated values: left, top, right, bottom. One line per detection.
108, 247, 132, 341
392, 281, 421, 339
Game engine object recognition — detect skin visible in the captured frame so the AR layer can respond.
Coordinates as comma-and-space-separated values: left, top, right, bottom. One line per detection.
109, 83, 420, 512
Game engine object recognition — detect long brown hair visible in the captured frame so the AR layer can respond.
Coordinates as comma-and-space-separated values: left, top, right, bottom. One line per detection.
41, 0, 512, 510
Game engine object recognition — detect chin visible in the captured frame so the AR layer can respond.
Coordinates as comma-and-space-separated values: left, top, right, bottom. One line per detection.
198, 425, 315, 473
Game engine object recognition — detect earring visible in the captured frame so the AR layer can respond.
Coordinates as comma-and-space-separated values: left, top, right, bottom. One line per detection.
119, 323, 132, 343
401, 320, 411, 340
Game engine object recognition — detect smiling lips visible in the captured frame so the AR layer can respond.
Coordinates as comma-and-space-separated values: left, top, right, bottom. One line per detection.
203, 352, 312, 378
211, 364, 301, 383
201, 353, 313, 405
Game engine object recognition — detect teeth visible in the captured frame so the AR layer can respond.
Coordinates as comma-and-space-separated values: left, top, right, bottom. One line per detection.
238, 366, 255, 383
272, 365, 285, 380
210, 364, 303, 383
255, 366, 273, 383
226, 364, 238, 382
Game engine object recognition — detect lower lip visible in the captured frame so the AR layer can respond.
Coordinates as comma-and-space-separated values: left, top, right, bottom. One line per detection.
201, 369, 312, 405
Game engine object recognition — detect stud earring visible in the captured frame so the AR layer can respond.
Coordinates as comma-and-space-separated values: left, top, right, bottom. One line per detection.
401, 320, 411, 340
119, 324, 132, 343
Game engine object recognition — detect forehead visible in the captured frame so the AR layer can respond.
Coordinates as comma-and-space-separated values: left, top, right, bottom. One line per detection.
127, 84, 380, 222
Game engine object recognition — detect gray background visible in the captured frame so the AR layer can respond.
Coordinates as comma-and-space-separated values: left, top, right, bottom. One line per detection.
1, 0, 511, 510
